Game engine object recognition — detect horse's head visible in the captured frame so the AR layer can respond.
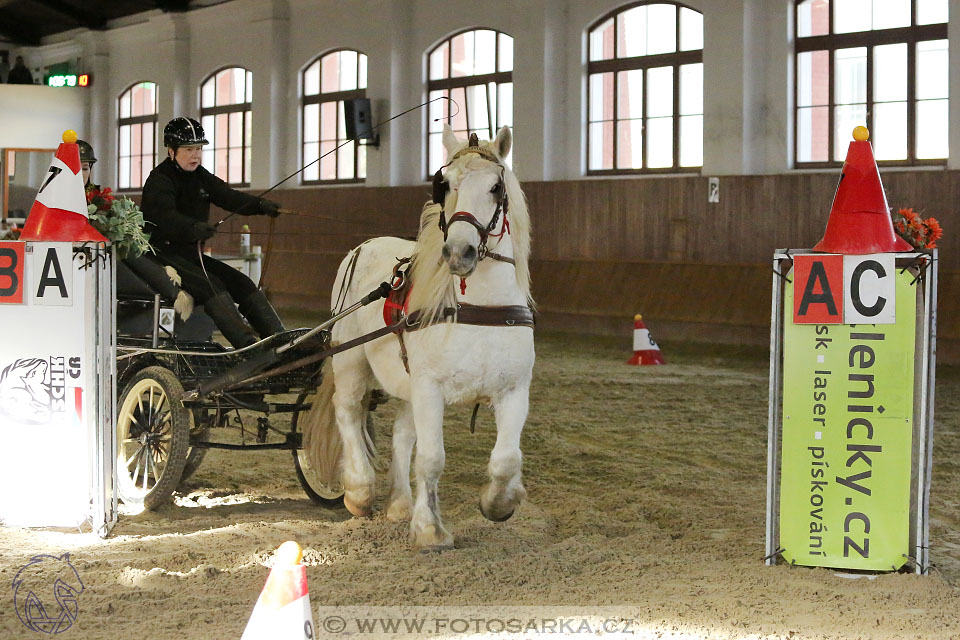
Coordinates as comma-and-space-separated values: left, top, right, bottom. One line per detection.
435, 124, 512, 277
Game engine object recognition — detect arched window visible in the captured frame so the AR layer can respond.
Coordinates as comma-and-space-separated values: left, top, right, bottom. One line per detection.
587, 2, 703, 173
795, 0, 948, 166
200, 67, 253, 185
117, 81, 158, 190
302, 50, 368, 183
427, 29, 513, 175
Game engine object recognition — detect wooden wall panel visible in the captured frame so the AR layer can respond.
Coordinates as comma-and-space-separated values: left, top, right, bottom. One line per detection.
169, 169, 956, 355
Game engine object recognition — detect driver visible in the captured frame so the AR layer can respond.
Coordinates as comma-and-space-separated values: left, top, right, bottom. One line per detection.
140, 116, 284, 348
78, 139, 98, 191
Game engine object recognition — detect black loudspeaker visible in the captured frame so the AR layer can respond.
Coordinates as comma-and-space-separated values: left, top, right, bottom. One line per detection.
344, 98, 375, 141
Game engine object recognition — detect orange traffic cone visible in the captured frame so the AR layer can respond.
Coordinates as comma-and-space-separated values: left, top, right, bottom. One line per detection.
813, 126, 912, 255
627, 314, 665, 365
241, 541, 314, 640
19, 130, 107, 243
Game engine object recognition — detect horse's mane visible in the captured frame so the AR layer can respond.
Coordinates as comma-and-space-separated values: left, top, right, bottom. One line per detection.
407, 147, 532, 326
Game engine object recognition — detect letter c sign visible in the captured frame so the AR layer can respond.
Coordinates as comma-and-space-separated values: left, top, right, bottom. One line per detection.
844, 254, 895, 324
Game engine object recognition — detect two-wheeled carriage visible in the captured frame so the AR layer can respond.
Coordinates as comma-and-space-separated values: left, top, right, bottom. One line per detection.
113, 258, 384, 511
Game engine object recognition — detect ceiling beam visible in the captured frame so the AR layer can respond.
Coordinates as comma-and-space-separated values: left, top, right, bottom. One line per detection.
32, 0, 107, 30
156, 0, 189, 11
0, 10, 41, 45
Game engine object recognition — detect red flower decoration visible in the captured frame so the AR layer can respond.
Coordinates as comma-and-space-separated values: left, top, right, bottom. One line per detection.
891, 207, 944, 250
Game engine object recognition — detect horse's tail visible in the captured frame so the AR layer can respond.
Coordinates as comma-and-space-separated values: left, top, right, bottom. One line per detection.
302, 360, 342, 487
302, 360, 377, 484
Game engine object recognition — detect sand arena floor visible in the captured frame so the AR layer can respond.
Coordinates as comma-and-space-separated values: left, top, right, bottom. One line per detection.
1, 324, 959, 639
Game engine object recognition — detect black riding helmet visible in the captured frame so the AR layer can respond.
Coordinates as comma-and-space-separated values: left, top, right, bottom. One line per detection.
163, 117, 209, 148
77, 140, 96, 164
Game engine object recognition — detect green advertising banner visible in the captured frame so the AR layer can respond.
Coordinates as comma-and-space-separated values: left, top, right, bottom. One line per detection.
780, 268, 916, 571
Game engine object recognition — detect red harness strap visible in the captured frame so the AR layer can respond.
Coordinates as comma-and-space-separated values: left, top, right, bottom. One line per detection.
382, 284, 411, 328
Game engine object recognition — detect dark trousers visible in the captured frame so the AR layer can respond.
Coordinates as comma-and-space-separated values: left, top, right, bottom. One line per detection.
155, 249, 258, 305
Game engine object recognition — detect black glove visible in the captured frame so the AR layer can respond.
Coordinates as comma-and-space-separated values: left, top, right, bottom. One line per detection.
260, 198, 281, 218
191, 221, 216, 241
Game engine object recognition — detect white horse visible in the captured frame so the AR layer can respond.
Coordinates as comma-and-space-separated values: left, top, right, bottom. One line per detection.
304, 124, 534, 550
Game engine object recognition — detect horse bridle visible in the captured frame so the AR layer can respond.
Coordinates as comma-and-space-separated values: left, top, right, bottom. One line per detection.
433, 134, 513, 264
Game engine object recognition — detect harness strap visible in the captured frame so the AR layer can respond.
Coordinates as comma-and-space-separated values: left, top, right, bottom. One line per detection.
404, 303, 535, 330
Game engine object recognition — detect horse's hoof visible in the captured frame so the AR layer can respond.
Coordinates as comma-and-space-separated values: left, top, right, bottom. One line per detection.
385, 497, 413, 522
344, 495, 373, 518
479, 500, 515, 522
410, 524, 454, 550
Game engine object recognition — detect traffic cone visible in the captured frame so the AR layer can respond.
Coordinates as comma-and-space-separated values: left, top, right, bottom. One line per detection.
19, 130, 107, 243
812, 126, 912, 255
627, 314, 665, 365
241, 541, 315, 640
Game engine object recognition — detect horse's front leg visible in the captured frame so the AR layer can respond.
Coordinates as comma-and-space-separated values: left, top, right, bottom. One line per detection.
333, 355, 376, 517
480, 386, 529, 522
386, 402, 415, 522
409, 381, 454, 550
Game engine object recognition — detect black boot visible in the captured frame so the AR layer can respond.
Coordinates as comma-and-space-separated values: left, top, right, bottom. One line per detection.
202, 291, 258, 348
238, 290, 285, 338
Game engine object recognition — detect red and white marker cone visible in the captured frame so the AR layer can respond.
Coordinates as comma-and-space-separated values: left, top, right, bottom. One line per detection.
19, 130, 107, 243
627, 314, 665, 365
241, 541, 314, 640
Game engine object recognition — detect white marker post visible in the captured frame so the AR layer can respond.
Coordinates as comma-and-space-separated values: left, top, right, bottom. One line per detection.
0, 241, 116, 536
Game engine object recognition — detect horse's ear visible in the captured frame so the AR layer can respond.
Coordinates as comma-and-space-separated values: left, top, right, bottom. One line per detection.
493, 125, 512, 160
442, 124, 460, 157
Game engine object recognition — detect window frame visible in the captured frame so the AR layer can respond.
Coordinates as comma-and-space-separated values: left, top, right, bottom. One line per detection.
199, 66, 253, 186
794, 0, 948, 168
301, 48, 368, 185
116, 80, 158, 192
425, 28, 513, 179
586, 1, 704, 176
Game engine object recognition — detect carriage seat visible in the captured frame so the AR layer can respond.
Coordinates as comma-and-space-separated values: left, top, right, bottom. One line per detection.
116, 255, 215, 342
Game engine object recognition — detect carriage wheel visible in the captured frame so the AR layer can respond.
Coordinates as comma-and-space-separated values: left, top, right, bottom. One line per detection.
116, 366, 190, 510
291, 390, 345, 508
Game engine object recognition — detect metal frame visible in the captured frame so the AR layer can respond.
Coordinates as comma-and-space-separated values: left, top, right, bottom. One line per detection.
793, 0, 948, 168
586, 1, 703, 175
116, 81, 159, 192
301, 49, 368, 185
199, 67, 253, 187
426, 28, 513, 178
765, 249, 937, 574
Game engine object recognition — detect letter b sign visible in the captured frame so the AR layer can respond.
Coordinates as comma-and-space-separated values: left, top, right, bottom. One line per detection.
0, 242, 25, 304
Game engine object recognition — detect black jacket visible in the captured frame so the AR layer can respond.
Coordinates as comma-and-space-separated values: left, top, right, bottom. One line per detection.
141, 158, 262, 249
7, 64, 33, 84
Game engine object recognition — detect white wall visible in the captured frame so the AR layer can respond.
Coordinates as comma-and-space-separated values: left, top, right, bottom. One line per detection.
14, 0, 956, 188
0, 84, 87, 148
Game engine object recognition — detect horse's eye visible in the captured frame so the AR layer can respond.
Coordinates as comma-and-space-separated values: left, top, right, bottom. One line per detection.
490, 183, 502, 195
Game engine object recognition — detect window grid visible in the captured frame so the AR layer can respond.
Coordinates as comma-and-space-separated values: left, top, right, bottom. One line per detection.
117, 81, 158, 191
795, 0, 948, 167
302, 50, 368, 184
200, 67, 253, 186
587, 2, 704, 175
426, 29, 513, 178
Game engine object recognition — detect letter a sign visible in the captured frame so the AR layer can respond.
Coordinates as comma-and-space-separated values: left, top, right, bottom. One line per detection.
793, 254, 896, 324
793, 255, 843, 323
30, 242, 73, 306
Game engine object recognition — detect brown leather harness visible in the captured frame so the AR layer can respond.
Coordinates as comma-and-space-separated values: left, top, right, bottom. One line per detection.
383, 256, 534, 373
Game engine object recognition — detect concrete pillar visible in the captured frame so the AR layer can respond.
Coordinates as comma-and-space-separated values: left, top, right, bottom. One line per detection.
541, 0, 570, 181
77, 33, 111, 187
948, 0, 960, 169
388, 1, 418, 186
